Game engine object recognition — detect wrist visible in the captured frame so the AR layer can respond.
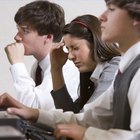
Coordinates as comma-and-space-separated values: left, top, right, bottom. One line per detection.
31, 109, 39, 123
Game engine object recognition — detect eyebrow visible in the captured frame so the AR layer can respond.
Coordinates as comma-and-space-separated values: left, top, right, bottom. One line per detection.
17, 25, 30, 29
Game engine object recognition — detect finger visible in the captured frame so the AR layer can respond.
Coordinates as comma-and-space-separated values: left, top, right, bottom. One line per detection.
55, 124, 71, 138
52, 42, 65, 49
7, 107, 39, 122
0, 93, 24, 108
60, 37, 64, 43
7, 108, 23, 118
5, 43, 15, 53
55, 128, 72, 139
0, 94, 6, 106
7, 108, 27, 119
15, 42, 24, 48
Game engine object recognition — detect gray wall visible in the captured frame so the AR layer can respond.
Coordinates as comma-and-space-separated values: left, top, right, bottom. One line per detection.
0, 0, 106, 96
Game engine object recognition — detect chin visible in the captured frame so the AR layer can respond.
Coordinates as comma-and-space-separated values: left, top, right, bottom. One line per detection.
102, 38, 113, 43
101, 35, 115, 43
101, 33, 109, 41
79, 69, 85, 73
79, 69, 89, 73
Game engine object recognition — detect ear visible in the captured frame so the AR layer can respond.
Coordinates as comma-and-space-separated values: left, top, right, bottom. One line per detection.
44, 34, 53, 41
43, 34, 53, 45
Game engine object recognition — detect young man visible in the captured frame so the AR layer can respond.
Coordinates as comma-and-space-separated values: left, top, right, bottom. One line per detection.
1, 0, 140, 139
5, 0, 79, 110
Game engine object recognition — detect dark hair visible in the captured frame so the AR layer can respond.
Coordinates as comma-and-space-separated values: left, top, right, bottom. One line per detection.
62, 14, 121, 110
15, 0, 65, 42
105, 0, 140, 20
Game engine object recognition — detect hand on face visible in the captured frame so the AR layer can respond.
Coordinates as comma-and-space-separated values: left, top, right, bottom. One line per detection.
54, 124, 86, 140
0, 93, 39, 122
5, 42, 25, 64
50, 40, 68, 69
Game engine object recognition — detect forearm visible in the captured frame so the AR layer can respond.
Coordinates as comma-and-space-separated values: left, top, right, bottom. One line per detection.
51, 67, 65, 91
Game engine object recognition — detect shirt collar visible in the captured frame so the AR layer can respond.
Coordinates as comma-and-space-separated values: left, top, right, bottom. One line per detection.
38, 54, 50, 72
119, 41, 140, 73
90, 63, 105, 82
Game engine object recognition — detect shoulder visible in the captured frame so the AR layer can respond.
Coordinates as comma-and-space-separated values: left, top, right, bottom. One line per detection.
103, 56, 121, 68
108, 56, 121, 64
101, 56, 121, 74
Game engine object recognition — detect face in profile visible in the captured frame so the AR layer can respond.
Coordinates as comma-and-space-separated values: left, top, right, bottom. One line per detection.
14, 24, 49, 57
64, 34, 96, 73
99, 4, 133, 47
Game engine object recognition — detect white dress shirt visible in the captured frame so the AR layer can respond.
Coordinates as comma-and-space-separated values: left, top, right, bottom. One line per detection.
10, 54, 79, 110
37, 41, 140, 139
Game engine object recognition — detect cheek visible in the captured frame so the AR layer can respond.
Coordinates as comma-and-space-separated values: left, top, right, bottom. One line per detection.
101, 29, 117, 43
79, 54, 89, 63
101, 32, 112, 42
23, 44, 32, 55
76, 52, 84, 60
23, 40, 36, 53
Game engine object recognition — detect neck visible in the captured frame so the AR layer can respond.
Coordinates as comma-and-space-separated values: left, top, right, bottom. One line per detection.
34, 52, 48, 62
119, 38, 140, 53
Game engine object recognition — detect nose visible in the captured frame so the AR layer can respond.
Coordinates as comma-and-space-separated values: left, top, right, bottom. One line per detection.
14, 33, 23, 43
68, 51, 75, 61
99, 11, 107, 23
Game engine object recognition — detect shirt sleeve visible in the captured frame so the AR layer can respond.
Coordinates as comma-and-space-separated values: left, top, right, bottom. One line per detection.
10, 62, 55, 110
37, 86, 114, 129
84, 127, 135, 140
51, 85, 81, 113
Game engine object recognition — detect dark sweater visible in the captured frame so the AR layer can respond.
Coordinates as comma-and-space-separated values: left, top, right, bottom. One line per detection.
112, 54, 140, 130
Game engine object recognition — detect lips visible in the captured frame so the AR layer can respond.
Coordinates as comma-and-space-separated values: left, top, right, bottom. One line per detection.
100, 26, 105, 32
74, 62, 81, 68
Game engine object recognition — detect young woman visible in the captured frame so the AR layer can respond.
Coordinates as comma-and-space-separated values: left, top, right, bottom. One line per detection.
50, 14, 120, 113
1, 0, 140, 139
